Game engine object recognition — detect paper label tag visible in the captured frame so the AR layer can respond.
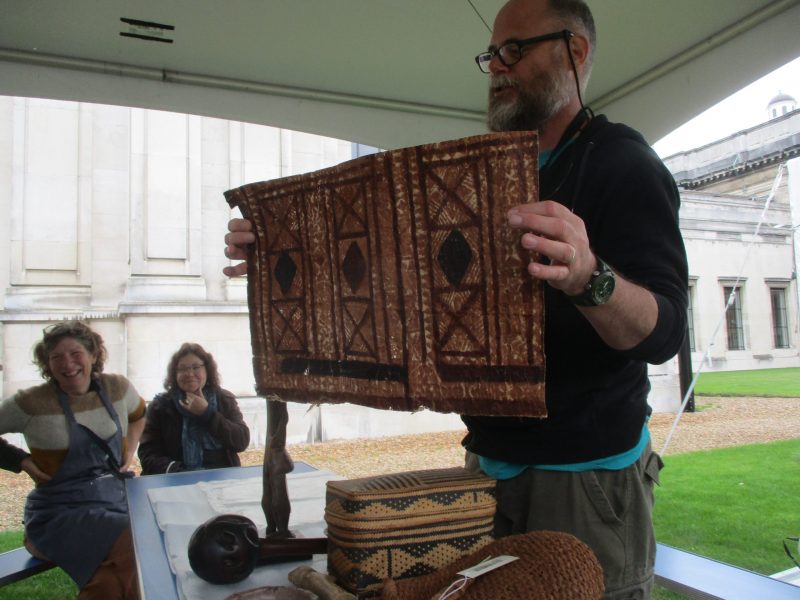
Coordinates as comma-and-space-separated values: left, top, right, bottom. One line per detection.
457, 555, 519, 579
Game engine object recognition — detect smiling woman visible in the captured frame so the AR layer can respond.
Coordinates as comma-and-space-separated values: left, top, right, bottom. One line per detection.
43, 337, 97, 398
137, 342, 250, 475
0, 320, 146, 599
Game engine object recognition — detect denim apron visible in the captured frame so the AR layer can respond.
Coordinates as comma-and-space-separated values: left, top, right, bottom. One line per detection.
24, 380, 130, 588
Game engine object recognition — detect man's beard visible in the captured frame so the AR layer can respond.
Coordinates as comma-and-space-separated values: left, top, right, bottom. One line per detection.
486, 71, 570, 132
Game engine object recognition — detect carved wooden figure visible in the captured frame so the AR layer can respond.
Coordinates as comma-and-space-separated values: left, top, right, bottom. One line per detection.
263, 399, 293, 536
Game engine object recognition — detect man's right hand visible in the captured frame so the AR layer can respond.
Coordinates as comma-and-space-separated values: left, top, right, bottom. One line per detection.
21, 456, 51, 485
223, 218, 256, 277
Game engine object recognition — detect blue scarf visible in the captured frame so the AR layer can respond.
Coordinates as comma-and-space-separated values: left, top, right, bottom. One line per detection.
173, 388, 222, 470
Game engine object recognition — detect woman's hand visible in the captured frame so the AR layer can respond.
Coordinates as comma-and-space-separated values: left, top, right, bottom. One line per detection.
121, 416, 146, 474
21, 456, 51, 485
181, 391, 209, 417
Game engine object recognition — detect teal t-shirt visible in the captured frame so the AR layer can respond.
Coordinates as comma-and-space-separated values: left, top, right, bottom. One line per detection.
478, 423, 651, 479
539, 140, 573, 170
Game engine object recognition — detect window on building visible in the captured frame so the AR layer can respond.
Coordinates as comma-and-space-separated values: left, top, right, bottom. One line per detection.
687, 284, 696, 351
724, 286, 745, 350
770, 287, 790, 348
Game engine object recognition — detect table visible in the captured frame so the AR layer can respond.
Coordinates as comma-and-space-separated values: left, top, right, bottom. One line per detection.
126, 463, 319, 600
654, 543, 800, 599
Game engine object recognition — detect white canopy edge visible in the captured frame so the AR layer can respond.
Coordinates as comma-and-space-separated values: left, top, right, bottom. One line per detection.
598, 2, 800, 144
0, 50, 486, 149
1, 2, 799, 148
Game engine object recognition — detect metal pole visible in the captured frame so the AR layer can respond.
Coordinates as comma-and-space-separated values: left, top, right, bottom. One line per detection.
677, 331, 695, 412
786, 159, 800, 339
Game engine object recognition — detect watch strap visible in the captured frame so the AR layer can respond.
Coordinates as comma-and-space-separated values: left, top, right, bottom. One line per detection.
568, 256, 615, 306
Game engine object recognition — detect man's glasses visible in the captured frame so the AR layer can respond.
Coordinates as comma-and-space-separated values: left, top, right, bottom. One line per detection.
177, 363, 205, 374
475, 30, 572, 73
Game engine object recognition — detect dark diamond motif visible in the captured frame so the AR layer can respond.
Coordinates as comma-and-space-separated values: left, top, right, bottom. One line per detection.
342, 241, 366, 294
437, 229, 472, 287
274, 251, 297, 296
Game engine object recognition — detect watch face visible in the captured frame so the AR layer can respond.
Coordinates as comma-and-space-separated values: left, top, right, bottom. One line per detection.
591, 273, 615, 304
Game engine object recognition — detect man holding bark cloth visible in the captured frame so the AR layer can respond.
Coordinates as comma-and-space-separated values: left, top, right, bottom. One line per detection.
225, 1, 687, 597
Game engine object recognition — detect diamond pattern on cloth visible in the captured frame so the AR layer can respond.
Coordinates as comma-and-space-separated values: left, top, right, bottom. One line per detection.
225, 131, 544, 416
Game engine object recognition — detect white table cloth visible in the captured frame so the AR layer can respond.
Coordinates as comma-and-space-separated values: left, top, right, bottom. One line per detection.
147, 470, 336, 600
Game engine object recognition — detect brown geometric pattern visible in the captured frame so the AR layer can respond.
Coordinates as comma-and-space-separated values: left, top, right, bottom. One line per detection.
225, 131, 545, 416
324, 467, 497, 594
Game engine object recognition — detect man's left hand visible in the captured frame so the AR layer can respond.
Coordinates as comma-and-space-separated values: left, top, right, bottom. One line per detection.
507, 200, 594, 295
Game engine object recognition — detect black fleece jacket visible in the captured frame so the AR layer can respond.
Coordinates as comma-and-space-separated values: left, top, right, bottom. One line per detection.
462, 114, 689, 465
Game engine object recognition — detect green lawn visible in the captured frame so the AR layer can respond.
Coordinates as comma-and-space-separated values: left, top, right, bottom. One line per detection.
0, 532, 76, 599
694, 367, 800, 397
650, 438, 800, 599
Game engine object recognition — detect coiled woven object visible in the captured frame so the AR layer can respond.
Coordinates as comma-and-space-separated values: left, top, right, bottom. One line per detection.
379, 530, 604, 600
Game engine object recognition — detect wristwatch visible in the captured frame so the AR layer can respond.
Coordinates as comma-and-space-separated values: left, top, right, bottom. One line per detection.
568, 256, 616, 306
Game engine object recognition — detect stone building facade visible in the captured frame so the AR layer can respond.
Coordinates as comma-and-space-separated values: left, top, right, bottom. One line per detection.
0, 96, 463, 446
662, 97, 800, 375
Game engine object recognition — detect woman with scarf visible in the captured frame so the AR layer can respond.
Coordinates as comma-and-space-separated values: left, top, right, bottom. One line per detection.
0, 320, 146, 599
138, 342, 250, 475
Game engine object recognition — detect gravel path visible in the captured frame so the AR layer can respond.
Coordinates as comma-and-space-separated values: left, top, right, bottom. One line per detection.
246, 396, 800, 476
0, 396, 798, 531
